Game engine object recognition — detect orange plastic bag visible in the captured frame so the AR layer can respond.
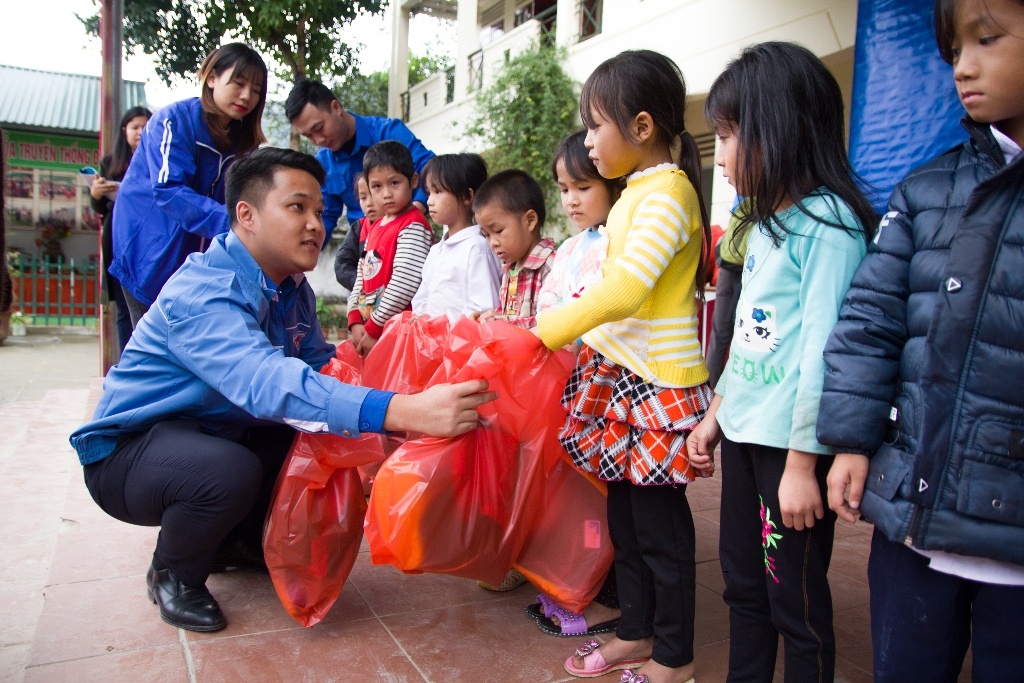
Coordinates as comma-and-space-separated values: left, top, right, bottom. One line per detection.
365, 427, 531, 585
263, 343, 383, 627
513, 461, 611, 613
364, 317, 613, 597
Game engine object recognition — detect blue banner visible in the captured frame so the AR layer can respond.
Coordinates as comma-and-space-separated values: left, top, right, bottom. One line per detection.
850, 0, 967, 212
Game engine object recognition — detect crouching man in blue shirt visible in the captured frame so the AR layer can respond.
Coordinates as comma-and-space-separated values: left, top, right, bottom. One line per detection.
70, 147, 495, 633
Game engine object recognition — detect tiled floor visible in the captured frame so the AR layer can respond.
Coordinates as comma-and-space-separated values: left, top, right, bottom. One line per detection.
0, 335, 973, 682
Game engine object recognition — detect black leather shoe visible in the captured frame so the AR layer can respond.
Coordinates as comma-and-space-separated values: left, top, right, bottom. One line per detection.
146, 565, 226, 632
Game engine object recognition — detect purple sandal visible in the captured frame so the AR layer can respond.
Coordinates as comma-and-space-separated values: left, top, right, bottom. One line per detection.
537, 605, 619, 637
525, 594, 559, 621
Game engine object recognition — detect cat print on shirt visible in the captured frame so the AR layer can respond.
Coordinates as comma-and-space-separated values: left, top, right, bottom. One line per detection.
736, 304, 781, 353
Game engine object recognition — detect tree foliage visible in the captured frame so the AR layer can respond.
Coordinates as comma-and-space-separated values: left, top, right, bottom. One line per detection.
409, 51, 452, 87
330, 49, 454, 119
334, 70, 389, 117
464, 44, 578, 229
80, 0, 385, 83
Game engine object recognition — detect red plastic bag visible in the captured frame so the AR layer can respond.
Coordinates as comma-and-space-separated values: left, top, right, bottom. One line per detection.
263, 342, 383, 627
362, 312, 450, 393
364, 317, 614, 599
264, 460, 365, 627
285, 342, 387, 469
513, 461, 611, 613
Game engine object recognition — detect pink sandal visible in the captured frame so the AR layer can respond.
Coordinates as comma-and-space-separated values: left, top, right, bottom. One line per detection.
563, 639, 649, 679
620, 670, 695, 683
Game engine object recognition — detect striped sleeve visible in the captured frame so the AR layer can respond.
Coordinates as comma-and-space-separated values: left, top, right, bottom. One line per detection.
346, 259, 366, 328
617, 192, 688, 287
536, 193, 689, 350
365, 225, 432, 338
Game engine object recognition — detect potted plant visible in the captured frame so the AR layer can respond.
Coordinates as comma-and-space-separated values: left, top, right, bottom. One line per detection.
35, 219, 71, 263
9, 310, 28, 336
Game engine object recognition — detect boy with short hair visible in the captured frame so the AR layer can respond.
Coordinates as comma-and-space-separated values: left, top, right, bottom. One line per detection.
347, 140, 433, 355
474, 169, 556, 330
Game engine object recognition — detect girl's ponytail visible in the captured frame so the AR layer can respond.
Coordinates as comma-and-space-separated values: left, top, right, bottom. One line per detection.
678, 130, 712, 298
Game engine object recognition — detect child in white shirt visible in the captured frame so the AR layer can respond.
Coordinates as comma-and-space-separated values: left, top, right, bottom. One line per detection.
412, 153, 501, 319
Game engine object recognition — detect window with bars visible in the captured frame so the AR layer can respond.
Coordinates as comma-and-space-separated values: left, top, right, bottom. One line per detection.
468, 49, 484, 92
515, 0, 557, 28
579, 0, 602, 41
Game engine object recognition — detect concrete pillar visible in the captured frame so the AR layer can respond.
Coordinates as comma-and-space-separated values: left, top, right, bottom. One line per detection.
454, 0, 480, 102
555, 0, 577, 48
387, 0, 411, 119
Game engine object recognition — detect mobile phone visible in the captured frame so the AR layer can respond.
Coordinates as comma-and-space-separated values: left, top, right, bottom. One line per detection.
79, 166, 98, 175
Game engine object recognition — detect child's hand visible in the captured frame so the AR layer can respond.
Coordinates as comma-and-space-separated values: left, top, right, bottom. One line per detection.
826, 453, 870, 523
349, 323, 366, 346
477, 310, 499, 323
778, 450, 824, 531
355, 332, 377, 357
686, 396, 722, 470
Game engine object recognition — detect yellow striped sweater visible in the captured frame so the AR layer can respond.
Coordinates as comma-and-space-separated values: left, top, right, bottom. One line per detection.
537, 164, 708, 388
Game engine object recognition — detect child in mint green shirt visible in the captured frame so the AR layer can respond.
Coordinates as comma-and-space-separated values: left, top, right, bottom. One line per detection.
686, 42, 876, 681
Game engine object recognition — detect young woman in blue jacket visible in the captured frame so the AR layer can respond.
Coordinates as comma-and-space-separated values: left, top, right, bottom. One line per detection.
111, 42, 268, 325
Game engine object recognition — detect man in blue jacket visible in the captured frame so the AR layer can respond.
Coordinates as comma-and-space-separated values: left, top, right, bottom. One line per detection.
71, 147, 493, 633
285, 79, 435, 289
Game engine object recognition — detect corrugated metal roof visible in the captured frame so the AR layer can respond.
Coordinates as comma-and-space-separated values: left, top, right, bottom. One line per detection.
0, 64, 148, 134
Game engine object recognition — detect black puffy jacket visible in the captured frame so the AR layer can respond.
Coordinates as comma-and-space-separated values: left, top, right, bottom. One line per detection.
817, 119, 1024, 565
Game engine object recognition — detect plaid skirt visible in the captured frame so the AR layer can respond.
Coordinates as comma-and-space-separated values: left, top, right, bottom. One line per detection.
559, 345, 714, 485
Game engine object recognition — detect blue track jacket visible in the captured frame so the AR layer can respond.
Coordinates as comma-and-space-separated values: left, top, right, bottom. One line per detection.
317, 112, 434, 242
110, 98, 237, 306
72, 230, 394, 466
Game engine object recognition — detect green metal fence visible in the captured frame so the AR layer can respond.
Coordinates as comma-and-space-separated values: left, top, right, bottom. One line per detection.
8, 254, 100, 326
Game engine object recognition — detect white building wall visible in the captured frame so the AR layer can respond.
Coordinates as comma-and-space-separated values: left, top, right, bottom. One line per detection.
396, 0, 860, 227
563, 0, 856, 93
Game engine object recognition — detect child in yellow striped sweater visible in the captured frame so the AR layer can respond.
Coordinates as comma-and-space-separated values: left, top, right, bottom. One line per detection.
535, 50, 713, 683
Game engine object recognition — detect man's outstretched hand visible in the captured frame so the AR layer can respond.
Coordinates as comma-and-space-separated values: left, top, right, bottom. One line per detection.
383, 379, 497, 437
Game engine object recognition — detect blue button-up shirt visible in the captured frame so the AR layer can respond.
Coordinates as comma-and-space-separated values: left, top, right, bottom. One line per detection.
316, 112, 435, 241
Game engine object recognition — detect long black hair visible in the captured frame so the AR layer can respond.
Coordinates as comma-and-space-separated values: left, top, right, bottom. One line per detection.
579, 50, 712, 294
705, 42, 877, 246
934, 0, 1024, 64
106, 106, 152, 180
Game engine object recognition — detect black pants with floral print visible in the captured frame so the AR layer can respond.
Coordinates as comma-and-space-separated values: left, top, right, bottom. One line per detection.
719, 438, 837, 683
